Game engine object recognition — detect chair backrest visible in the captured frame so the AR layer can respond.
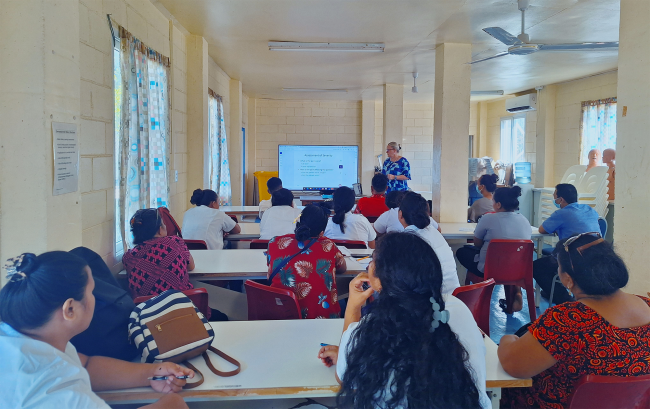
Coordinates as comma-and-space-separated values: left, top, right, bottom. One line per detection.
331, 239, 367, 249
133, 288, 211, 320
598, 217, 608, 238
452, 278, 496, 336
184, 239, 208, 250
483, 240, 534, 284
244, 280, 301, 320
568, 374, 650, 409
250, 239, 269, 249
158, 206, 182, 237
560, 165, 587, 185
576, 166, 609, 194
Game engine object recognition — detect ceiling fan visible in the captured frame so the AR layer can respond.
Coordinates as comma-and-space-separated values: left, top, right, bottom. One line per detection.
470, 0, 618, 64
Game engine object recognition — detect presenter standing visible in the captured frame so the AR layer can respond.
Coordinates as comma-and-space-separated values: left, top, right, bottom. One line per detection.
382, 142, 411, 192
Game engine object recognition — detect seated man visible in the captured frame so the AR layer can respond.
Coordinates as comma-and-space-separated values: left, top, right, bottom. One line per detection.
259, 177, 283, 219
354, 173, 389, 219
535, 183, 600, 304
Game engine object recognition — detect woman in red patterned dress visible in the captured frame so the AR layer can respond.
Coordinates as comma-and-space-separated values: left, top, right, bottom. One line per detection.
122, 208, 195, 297
498, 233, 650, 408
267, 204, 347, 319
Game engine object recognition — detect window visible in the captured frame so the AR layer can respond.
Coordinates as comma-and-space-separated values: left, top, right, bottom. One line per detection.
500, 115, 526, 164
114, 27, 171, 254
579, 98, 617, 165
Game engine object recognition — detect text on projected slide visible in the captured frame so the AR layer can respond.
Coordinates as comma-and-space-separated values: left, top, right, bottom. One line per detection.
279, 145, 358, 190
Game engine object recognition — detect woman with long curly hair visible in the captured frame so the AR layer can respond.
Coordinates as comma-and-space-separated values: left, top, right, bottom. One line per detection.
318, 233, 490, 409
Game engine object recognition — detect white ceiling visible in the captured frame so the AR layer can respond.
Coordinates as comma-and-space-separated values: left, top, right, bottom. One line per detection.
156, 0, 620, 102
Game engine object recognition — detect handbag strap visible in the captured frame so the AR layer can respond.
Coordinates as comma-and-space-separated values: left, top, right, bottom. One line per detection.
181, 361, 204, 389
268, 237, 318, 282
202, 346, 241, 377
181, 346, 241, 389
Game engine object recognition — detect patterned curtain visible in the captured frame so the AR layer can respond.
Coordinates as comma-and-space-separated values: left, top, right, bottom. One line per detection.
579, 97, 617, 165
208, 91, 232, 206
117, 27, 171, 251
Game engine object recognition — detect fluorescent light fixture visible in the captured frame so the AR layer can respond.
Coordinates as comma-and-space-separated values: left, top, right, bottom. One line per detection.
269, 42, 384, 52
283, 88, 348, 93
470, 90, 505, 96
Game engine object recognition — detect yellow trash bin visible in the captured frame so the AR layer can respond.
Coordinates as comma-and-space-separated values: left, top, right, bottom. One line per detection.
254, 171, 279, 203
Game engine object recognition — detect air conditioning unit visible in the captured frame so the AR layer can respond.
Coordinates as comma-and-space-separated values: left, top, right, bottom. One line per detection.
505, 94, 537, 113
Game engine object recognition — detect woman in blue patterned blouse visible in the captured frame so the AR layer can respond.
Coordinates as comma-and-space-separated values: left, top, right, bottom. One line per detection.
382, 142, 411, 192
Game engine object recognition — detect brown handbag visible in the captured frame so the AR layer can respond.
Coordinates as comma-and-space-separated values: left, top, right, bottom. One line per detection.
128, 290, 241, 389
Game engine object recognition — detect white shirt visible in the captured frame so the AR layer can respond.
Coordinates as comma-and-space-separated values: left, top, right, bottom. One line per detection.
404, 224, 460, 295
325, 212, 377, 244
336, 295, 490, 409
258, 199, 272, 219
259, 205, 302, 240
374, 208, 439, 234
182, 205, 237, 250
0, 322, 110, 409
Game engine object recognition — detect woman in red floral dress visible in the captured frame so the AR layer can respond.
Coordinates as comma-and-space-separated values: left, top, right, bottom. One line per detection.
267, 205, 347, 319
498, 233, 650, 408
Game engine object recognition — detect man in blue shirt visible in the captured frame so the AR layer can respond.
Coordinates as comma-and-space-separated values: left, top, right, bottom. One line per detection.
535, 183, 601, 304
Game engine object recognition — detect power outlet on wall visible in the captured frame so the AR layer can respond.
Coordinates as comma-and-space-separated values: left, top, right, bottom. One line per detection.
175, 170, 178, 182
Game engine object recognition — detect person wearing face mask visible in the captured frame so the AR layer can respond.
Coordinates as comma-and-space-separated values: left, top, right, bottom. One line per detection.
456, 186, 532, 312
535, 183, 600, 304
468, 174, 498, 222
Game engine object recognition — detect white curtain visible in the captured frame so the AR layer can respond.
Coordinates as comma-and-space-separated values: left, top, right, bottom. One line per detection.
117, 27, 171, 250
579, 98, 617, 165
208, 92, 232, 205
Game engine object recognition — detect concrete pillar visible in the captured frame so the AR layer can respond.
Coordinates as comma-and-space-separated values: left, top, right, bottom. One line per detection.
477, 102, 488, 157
383, 84, 404, 150
432, 43, 472, 222
185, 35, 209, 200
361, 100, 377, 191
0, 0, 82, 285
229, 79, 243, 205
535, 85, 557, 188
614, 0, 650, 295
246, 98, 257, 205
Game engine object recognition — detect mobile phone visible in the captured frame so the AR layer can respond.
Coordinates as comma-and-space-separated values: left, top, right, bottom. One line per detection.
362, 282, 371, 291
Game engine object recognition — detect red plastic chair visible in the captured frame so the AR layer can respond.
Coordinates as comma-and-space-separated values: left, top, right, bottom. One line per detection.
331, 239, 367, 249
465, 239, 536, 322
158, 207, 182, 237
184, 239, 208, 250
567, 374, 650, 409
250, 239, 269, 249
244, 280, 301, 320
452, 278, 496, 336
134, 288, 211, 320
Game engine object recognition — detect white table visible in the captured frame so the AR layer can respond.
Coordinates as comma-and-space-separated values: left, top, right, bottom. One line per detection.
220, 206, 260, 216
226, 222, 261, 240
188, 249, 366, 280
98, 319, 530, 408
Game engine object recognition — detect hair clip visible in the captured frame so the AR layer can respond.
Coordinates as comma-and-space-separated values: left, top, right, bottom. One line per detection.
5, 254, 27, 282
429, 297, 450, 333
293, 214, 301, 224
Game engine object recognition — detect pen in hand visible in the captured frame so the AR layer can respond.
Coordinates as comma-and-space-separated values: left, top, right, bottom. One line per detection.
148, 375, 191, 381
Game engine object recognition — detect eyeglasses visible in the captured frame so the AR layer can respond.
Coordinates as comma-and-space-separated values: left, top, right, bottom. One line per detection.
562, 232, 604, 272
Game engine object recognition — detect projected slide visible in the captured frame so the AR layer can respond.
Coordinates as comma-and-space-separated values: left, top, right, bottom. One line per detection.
279, 145, 359, 191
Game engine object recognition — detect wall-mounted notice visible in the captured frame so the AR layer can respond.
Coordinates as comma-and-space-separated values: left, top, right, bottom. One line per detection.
52, 122, 79, 196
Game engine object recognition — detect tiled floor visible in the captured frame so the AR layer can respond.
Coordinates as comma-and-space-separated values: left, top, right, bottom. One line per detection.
489, 284, 550, 344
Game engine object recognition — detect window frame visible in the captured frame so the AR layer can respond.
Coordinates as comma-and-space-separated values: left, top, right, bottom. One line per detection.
500, 114, 526, 164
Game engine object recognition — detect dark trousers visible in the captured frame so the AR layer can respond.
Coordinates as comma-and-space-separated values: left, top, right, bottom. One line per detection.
456, 246, 483, 277
533, 256, 574, 304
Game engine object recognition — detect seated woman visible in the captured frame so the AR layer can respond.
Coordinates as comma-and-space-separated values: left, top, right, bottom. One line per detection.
267, 204, 347, 319
456, 186, 531, 311
468, 173, 498, 222
317, 233, 491, 409
122, 208, 195, 298
259, 188, 302, 240
498, 234, 650, 409
182, 189, 241, 249
325, 186, 376, 248
374, 190, 439, 235
398, 192, 459, 295
0, 251, 192, 409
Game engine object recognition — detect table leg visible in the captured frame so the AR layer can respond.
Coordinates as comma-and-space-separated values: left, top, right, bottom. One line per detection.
487, 387, 501, 409
535, 237, 543, 308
